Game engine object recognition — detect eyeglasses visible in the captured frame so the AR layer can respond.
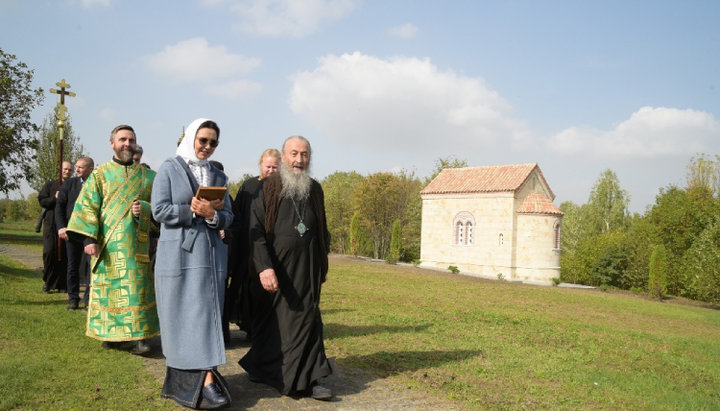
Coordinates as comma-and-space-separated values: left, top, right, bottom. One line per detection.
197, 137, 219, 148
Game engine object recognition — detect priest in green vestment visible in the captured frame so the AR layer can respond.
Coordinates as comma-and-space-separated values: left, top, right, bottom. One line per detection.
67, 125, 159, 353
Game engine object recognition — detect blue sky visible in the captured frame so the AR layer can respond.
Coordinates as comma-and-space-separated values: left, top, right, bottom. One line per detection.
2, 0, 718, 212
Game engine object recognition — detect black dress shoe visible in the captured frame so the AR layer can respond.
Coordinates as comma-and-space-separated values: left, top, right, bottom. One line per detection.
130, 339, 151, 356
42, 284, 49, 293
199, 382, 229, 409
67, 299, 79, 310
310, 384, 333, 401
102, 341, 123, 349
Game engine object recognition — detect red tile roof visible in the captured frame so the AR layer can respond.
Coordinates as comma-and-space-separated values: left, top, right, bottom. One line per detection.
421, 163, 552, 196
517, 192, 564, 215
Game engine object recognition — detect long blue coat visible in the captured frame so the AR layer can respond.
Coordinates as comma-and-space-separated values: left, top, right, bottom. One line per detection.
151, 156, 233, 370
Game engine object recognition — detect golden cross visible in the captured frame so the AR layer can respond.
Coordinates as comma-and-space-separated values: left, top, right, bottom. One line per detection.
50, 79, 76, 105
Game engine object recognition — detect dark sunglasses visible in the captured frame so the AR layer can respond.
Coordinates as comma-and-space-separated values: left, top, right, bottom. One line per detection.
197, 137, 219, 148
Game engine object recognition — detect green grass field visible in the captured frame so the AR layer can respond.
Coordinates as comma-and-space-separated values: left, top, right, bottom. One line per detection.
2, 225, 719, 409
0, 221, 43, 252
321, 258, 720, 409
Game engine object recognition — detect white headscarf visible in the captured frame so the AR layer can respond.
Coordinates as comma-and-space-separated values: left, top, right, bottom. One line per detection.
176, 118, 213, 186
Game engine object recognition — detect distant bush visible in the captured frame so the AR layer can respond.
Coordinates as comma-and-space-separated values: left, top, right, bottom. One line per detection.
448, 265, 459, 274
648, 245, 668, 300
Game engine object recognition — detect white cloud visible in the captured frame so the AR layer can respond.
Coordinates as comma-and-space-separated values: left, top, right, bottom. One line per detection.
289, 52, 531, 154
224, 0, 360, 37
145, 38, 260, 83
548, 106, 720, 158
204, 79, 262, 100
389, 23, 419, 39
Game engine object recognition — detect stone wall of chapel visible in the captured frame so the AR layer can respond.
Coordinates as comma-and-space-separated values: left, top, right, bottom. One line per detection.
420, 192, 516, 278
515, 214, 561, 281
515, 170, 553, 203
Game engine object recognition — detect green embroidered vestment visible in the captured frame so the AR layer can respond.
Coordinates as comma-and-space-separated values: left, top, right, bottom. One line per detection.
67, 161, 160, 341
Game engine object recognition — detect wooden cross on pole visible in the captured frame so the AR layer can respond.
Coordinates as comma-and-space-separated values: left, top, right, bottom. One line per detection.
50, 78, 76, 106
49, 79, 76, 261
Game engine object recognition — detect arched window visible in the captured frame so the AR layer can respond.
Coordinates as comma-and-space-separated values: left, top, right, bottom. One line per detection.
453, 212, 475, 246
553, 220, 561, 249
456, 221, 465, 245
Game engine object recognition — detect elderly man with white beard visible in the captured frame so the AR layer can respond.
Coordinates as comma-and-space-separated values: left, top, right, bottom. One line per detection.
238, 135, 334, 401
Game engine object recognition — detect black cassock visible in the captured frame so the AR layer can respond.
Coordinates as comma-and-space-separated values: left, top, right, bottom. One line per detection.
37, 179, 67, 291
225, 176, 261, 334
239, 189, 332, 395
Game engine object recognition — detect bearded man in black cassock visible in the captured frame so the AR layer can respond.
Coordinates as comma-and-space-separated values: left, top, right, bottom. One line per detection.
239, 135, 334, 401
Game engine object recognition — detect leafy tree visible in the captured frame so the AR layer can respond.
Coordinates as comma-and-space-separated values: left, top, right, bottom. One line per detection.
425, 155, 468, 184
396, 170, 423, 262
686, 153, 720, 197
322, 171, 364, 254
648, 245, 668, 299
559, 201, 598, 283
353, 172, 403, 259
681, 216, 720, 303
6, 195, 28, 221
0, 48, 45, 193
353, 172, 422, 260
348, 211, 361, 257
29, 113, 85, 191
589, 231, 629, 287
586, 169, 630, 234
386, 219, 402, 264
647, 185, 717, 295
25, 192, 41, 220
621, 215, 658, 291
0, 198, 7, 222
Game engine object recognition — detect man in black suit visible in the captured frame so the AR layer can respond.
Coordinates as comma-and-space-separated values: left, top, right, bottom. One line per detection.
56, 156, 94, 310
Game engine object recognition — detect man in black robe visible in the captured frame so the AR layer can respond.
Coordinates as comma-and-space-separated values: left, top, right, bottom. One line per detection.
224, 148, 279, 342
239, 136, 333, 400
37, 161, 73, 293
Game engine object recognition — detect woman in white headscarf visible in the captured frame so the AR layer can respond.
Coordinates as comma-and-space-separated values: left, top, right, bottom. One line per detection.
151, 118, 234, 409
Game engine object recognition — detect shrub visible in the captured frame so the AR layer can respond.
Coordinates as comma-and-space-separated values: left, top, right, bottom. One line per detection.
448, 265, 459, 274
648, 245, 668, 299
385, 219, 402, 264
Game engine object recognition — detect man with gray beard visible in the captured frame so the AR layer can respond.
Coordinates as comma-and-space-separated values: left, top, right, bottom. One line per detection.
239, 135, 333, 401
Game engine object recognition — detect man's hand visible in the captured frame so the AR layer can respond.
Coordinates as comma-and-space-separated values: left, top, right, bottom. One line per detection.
132, 200, 141, 217
191, 197, 217, 219
58, 227, 68, 241
210, 198, 224, 211
259, 268, 279, 293
84, 244, 98, 256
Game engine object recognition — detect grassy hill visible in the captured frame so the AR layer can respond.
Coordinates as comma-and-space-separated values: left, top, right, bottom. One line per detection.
1, 230, 718, 409
322, 256, 720, 409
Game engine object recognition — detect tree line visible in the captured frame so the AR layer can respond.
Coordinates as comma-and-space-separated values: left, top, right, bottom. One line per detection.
560, 154, 720, 303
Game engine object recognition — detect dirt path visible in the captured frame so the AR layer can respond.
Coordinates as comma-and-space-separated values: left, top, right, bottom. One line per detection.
0, 243, 457, 410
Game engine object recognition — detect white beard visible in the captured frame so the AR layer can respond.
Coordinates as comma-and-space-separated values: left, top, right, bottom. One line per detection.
280, 162, 311, 201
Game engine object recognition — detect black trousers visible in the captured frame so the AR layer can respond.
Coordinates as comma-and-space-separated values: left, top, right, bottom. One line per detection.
66, 240, 89, 303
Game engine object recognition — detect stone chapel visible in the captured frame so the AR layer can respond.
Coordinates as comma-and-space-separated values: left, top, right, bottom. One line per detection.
419, 163, 563, 283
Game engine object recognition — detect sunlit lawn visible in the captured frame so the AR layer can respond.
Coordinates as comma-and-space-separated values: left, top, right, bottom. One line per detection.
322, 257, 720, 410
2, 234, 719, 410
